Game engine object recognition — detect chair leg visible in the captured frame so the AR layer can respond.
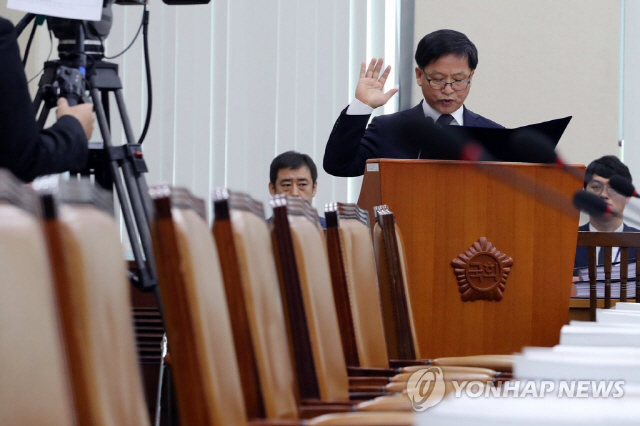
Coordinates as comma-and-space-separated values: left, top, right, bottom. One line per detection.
154, 334, 168, 426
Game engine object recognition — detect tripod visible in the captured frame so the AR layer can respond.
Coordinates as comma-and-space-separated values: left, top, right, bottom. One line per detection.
32, 23, 159, 294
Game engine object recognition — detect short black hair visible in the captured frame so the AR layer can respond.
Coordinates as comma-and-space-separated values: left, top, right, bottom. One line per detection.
269, 150, 318, 185
584, 155, 632, 187
415, 29, 478, 71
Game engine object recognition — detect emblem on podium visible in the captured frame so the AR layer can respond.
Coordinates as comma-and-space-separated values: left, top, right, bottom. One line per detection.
451, 237, 513, 302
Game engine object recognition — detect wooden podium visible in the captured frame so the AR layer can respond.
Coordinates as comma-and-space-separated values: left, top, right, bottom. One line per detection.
358, 159, 584, 358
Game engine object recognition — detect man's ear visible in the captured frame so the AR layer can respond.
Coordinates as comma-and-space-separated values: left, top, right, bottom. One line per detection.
625, 196, 632, 206
312, 181, 318, 198
469, 69, 475, 81
269, 182, 276, 196
415, 67, 423, 86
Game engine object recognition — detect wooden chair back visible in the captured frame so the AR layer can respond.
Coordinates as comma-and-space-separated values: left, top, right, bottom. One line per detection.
42, 179, 150, 426
576, 231, 640, 320
212, 189, 299, 420
0, 170, 76, 426
325, 202, 389, 369
150, 186, 247, 426
271, 195, 349, 402
372, 205, 420, 361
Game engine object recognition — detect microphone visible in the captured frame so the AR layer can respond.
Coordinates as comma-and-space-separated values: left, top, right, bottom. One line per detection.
609, 174, 640, 199
572, 190, 621, 218
508, 129, 584, 181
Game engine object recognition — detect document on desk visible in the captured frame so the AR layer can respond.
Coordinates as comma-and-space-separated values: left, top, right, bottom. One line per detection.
8, 0, 103, 21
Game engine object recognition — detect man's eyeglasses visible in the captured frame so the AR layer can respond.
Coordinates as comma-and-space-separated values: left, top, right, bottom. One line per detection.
421, 69, 471, 91
585, 180, 622, 197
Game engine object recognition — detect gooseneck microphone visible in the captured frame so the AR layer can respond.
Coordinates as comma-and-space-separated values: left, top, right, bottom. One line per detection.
609, 174, 640, 199
572, 190, 621, 218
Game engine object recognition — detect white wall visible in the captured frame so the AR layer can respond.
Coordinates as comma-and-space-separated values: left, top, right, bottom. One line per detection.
412, 0, 621, 168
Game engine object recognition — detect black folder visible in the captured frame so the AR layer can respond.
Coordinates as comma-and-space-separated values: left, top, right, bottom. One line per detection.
444, 116, 572, 163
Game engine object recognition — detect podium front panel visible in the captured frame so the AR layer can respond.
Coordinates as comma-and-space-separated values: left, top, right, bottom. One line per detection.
358, 159, 583, 358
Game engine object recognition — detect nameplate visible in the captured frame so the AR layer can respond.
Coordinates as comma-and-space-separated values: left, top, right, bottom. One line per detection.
366, 163, 379, 172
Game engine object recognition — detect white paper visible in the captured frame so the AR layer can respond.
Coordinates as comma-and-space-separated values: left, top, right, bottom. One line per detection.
8, 0, 103, 22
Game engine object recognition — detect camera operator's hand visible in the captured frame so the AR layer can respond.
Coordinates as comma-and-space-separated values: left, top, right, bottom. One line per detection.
56, 98, 95, 140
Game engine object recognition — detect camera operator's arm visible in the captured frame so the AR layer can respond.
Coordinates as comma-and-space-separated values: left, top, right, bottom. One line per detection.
0, 16, 91, 183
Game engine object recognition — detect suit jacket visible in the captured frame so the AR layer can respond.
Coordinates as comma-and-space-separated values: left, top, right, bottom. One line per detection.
0, 17, 88, 182
323, 101, 504, 177
573, 222, 640, 273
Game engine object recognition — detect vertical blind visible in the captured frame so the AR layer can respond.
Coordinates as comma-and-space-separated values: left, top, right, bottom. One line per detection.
103, 0, 400, 218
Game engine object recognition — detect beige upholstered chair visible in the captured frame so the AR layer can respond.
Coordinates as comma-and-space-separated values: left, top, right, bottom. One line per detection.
149, 185, 248, 426
153, 187, 415, 425
213, 190, 419, 424
325, 203, 497, 382
212, 189, 299, 420
0, 169, 76, 426
42, 180, 151, 426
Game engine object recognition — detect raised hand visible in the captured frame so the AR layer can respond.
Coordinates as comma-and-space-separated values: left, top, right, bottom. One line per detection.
355, 58, 398, 109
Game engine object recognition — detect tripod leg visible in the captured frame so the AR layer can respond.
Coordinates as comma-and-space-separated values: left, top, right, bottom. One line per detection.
89, 87, 153, 287
112, 89, 158, 278
114, 90, 155, 222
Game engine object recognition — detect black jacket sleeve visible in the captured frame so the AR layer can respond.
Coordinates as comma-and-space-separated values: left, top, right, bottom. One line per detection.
0, 16, 88, 183
323, 106, 383, 177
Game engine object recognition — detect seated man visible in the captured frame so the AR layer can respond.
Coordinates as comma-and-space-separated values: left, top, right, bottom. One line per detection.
269, 150, 326, 229
574, 155, 639, 273
323, 29, 503, 177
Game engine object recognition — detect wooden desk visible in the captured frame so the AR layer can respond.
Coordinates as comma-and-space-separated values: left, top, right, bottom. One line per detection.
569, 298, 638, 321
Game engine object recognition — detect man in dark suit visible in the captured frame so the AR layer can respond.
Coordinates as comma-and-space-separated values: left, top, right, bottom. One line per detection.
0, 16, 94, 183
574, 156, 639, 273
323, 29, 502, 177
269, 150, 326, 229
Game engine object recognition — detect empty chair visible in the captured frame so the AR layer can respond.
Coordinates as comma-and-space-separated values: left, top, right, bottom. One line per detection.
153, 186, 416, 426
0, 169, 76, 426
325, 202, 497, 380
212, 189, 421, 423
270, 194, 352, 401
149, 185, 248, 426
42, 179, 151, 426
212, 189, 299, 420
373, 205, 514, 373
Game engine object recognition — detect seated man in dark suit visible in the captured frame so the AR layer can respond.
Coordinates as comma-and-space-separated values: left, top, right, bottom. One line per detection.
269, 150, 326, 229
574, 155, 639, 273
323, 29, 503, 177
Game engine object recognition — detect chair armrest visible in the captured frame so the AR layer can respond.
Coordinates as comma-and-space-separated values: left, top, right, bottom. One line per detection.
348, 377, 390, 387
347, 366, 397, 377
388, 359, 426, 368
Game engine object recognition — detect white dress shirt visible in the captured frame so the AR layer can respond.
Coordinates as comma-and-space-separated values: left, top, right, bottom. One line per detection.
589, 222, 625, 263
346, 98, 464, 126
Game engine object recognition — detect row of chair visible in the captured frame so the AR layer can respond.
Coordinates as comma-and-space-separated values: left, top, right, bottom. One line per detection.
151, 185, 513, 425
1, 170, 150, 426
2, 165, 512, 425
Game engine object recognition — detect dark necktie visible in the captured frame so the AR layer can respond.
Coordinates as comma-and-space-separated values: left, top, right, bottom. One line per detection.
597, 247, 605, 265
436, 114, 455, 126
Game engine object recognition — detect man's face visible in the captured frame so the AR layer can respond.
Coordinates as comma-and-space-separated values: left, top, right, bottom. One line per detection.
586, 174, 631, 217
269, 166, 317, 204
415, 53, 474, 115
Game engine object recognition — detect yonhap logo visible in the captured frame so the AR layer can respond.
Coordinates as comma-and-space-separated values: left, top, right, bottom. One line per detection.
406, 367, 446, 411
